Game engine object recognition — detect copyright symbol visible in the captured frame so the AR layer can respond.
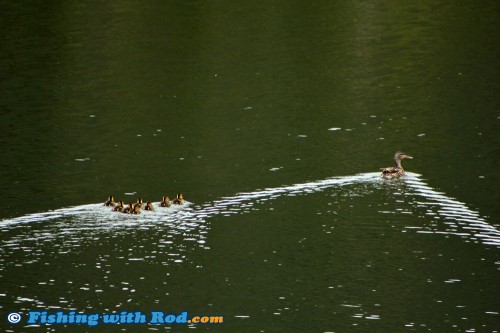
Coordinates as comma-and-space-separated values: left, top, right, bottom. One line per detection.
7, 312, 22, 324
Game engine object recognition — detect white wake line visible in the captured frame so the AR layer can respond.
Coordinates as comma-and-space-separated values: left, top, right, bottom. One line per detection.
0, 202, 195, 228
0, 172, 383, 228
404, 177, 500, 246
191, 171, 499, 247
200, 172, 382, 212
1, 172, 498, 247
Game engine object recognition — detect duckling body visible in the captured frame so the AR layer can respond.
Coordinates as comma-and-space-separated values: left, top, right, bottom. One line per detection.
132, 204, 141, 214
172, 193, 184, 205
123, 203, 134, 214
144, 202, 154, 211
113, 201, 124, 212
160, 196, 171, 207
381, 152, 413, 178
104, 195, 115, 207
135, 198, 144, 209
133, 202, 142, 212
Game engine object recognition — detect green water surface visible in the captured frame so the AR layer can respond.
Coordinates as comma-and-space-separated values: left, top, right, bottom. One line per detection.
1, 1, 499, 332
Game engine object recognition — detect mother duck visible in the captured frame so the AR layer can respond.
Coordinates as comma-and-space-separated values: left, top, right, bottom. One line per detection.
381, 152, 413, 178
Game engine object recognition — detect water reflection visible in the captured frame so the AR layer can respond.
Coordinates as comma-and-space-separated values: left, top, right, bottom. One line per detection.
1, 172, 498, 330
2, 171, 498, 250
404, 177, 500, 247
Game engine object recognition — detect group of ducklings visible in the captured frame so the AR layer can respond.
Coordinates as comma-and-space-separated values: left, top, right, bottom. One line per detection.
104, 193, 185, 214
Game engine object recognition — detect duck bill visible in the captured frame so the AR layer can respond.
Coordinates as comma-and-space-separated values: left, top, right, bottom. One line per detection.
405, 155, 413, 159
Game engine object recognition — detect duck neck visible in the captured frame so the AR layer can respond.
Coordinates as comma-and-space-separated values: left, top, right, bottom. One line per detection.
395, 159, 402, 169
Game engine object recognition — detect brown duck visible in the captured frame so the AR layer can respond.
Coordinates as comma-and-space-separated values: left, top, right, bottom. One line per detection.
104, 195, 115, 207
160, 196, 171, 207
144, 202, 154, 211
172, 193, 184, 205
135, 198, 144, 209
112, 201, 124, 212
123, 203, 134, 214
381, 152, 413, 178
132, 204, 141, 214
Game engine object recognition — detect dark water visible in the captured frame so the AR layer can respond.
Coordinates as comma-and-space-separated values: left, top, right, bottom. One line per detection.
1, 1, 499, 332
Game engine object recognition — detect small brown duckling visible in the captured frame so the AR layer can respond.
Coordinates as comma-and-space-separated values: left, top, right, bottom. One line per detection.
132, 204, 141, 215
112, 201, 124, 212
144, 202, 154, 211
133, 202, 142, 211
381, 151, 413, 178
172, 193, 184, 205
160, 195, 171, 207
135, 198, 144, 208
104, 195, 115, 207
123, 203, 134, 214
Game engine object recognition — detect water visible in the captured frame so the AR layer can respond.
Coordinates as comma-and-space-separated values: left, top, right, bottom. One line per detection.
1, 1, 499, 332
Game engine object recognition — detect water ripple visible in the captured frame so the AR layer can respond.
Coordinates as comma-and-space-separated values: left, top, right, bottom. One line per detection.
1, 172, 498, 253
1, 172, 498, 313
404, 176, 500, 247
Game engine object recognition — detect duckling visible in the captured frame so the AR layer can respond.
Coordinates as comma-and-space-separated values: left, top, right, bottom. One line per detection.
132, 204, 141, 215
381, 151, 413, 178
123, 203, 134, 214
144, 202, 154, 211
112, 201, 124, 212
160, 195, 171, 207
135, 198, 144, 209
172, 193, 184, 205
104, 195, 115, 207
133, 202, 142, 212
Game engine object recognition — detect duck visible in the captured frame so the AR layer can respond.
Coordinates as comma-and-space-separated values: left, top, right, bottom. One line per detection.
172, 193, 184, 205
160, 195, 171, 207
144, 202, 154, 211
132, 204, 141, 215
381, 151, 413, 178
104, 195, 115, 207
112, 201, 124, 212
135, 198, 144, 209
123, 203, 134, 214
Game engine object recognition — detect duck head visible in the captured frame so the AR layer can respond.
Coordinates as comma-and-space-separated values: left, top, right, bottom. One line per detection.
395, 151, 413, 161
394, 151, 413, 168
